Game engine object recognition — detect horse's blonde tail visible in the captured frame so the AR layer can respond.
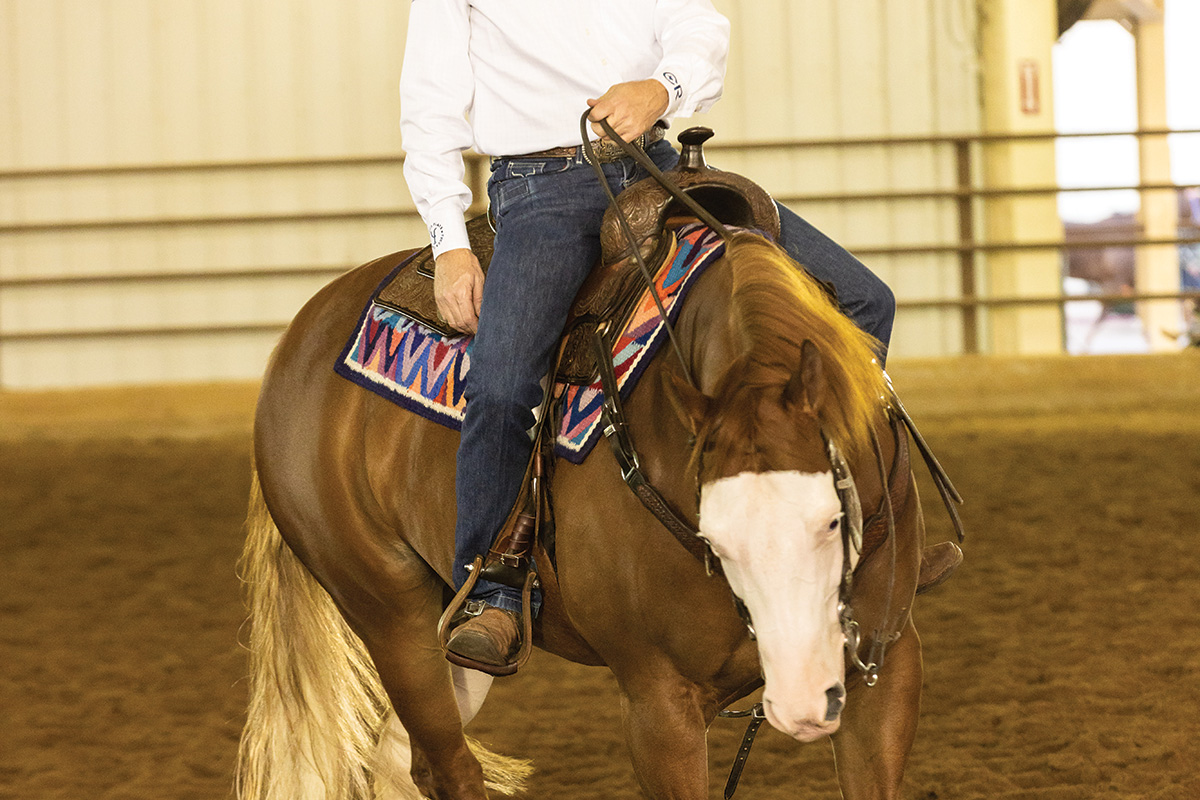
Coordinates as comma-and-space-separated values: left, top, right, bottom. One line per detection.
235, 468, 532, 799
236, 468, 391, 799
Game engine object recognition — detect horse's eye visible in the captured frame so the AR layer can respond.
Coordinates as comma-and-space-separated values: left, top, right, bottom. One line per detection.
828, 516, 842, 531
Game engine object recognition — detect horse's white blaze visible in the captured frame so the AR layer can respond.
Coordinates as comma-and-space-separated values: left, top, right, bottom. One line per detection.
701, 470, 846, 742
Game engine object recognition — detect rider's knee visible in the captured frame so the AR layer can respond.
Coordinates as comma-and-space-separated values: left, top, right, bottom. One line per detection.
871, 279, 896, 331
851, 275, 895, 348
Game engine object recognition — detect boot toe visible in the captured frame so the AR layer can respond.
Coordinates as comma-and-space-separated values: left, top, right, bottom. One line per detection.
447, 628, 509, 666
445, 608, 521, 668
916, 541, 964, 595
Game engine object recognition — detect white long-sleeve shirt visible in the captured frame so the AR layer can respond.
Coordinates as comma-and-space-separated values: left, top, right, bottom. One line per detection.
399, 0, 730, 256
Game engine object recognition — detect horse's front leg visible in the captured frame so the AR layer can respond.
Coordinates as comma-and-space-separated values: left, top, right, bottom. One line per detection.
620, 673, 712, 799
831, 619, 923, 800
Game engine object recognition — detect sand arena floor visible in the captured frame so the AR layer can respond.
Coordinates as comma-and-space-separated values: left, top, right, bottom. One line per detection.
2, 352, 1198, 799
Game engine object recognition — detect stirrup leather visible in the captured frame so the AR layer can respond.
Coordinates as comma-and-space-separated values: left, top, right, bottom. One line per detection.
436, 341, 567, 676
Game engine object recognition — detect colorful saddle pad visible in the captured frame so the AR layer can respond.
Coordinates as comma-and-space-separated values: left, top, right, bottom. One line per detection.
334, 222, 727, 464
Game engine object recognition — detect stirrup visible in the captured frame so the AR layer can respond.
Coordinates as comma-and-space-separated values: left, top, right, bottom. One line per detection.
437, 556, 537, 677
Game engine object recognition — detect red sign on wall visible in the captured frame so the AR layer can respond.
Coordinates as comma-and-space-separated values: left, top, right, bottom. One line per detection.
1019, 59, 1040, 115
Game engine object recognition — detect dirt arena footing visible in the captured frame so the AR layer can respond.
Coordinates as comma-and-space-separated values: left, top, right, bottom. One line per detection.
2, 352, 1197, 799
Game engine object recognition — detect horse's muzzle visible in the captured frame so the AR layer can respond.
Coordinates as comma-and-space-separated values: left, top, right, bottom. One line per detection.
762, 684, 845, 742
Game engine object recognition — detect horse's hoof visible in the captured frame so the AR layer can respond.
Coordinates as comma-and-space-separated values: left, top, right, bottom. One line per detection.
445, 607, 522, 676
916, 541, 963, 595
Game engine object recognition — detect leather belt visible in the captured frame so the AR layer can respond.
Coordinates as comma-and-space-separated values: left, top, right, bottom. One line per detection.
498, 123, 667, 165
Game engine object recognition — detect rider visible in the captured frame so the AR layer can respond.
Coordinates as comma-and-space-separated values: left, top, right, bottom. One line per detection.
399, 0, 897, 674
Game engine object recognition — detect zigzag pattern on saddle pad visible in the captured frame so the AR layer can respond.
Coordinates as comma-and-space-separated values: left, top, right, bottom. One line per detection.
334, 222, 727, 464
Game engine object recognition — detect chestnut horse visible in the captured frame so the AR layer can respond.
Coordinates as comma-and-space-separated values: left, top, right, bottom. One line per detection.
236, 228, 926, 799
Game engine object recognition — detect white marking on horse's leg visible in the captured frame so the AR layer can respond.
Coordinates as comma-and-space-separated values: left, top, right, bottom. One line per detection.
452, 664, 494, 724
372, 712, 423, 800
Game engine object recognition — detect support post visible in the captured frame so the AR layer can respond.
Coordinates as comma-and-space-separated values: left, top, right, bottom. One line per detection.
955, 140, 980, 354
1133, 6, 1179, 350
978, 0, 1065, 355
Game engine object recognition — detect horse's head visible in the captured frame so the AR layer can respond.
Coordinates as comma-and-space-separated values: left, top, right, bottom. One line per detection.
667, 235, 887, 742
673, 341, 847, 741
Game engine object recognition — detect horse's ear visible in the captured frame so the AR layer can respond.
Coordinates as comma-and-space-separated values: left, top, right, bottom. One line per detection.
664, 364, 711, 434
784, 340, 826, 414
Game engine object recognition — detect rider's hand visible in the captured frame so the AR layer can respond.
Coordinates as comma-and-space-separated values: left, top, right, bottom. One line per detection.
433, 248, 485, 334
586, 79, 669, 143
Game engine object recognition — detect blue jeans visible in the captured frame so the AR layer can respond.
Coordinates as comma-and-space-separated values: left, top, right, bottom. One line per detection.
453, 140, 895, 612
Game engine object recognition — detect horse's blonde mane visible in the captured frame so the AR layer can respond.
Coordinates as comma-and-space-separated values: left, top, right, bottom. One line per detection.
725, 232, 888, 457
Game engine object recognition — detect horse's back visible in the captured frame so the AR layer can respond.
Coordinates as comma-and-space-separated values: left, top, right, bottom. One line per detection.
251, 244, 626, 664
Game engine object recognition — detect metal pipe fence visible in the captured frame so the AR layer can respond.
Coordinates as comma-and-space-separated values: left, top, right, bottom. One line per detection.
2, 128, 1198, 352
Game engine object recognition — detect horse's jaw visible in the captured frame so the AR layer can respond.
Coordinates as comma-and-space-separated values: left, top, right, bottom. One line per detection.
700, 470, 847, 741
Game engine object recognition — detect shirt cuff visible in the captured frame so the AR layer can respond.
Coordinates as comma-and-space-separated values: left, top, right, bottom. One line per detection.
653, 70, 687, 119
424, 200, 471, 259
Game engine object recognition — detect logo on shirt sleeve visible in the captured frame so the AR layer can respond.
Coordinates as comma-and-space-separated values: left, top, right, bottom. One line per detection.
429, 222, 444, 248
662, 71, 683, 100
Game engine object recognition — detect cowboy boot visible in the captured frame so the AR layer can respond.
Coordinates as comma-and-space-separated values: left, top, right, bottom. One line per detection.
445, 606, 522, 671
916, 541, 963, 595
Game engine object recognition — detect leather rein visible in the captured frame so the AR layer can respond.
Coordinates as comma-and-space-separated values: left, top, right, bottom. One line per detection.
579, 111, 903, 685
579, 111, 965, 800
590, 316, 903, 678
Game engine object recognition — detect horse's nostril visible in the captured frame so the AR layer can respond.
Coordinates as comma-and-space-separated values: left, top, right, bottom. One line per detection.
825, 683, 846, 721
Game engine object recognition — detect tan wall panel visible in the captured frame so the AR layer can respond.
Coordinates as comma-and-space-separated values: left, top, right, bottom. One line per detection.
0, 0, 415, 387
0, 0, 979, 388
1, 0, 407, 168
0, 331, 282, 387
707, 0, 979, 357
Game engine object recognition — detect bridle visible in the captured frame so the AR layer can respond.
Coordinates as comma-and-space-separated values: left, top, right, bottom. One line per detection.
700, 423, 902, 689
579, 110, 903, 685
591, 314, 901, 690
579, 110, 959, 798
580, 111, 913, 799
693, 418, 900, 800
828, 428, 901, 689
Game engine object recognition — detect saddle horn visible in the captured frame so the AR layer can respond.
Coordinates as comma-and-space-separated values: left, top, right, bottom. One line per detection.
598, 126, 781, 267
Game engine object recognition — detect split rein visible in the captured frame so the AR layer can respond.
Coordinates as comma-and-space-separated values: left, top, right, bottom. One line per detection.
580, 112, 905, 797
580, 110, 902, 684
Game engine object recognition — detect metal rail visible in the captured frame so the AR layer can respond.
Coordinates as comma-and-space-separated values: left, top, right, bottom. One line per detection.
2, 183, 1193, 238
0, 208, 408, 236
0, 264, 352, 289
2, 126, 1192, 181
7, 291, 1197, 344
2, 128, 1199, 351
